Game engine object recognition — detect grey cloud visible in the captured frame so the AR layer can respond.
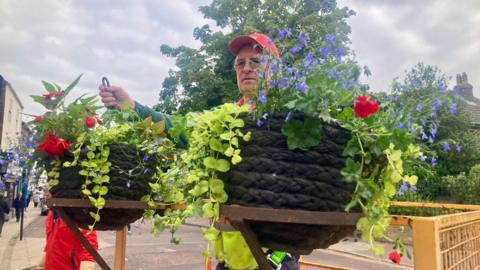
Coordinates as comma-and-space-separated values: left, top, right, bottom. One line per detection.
338, 0, 480, 93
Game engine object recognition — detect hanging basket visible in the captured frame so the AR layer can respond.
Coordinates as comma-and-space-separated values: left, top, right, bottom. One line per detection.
49, 143, 158, 230
221, 113, 357, 254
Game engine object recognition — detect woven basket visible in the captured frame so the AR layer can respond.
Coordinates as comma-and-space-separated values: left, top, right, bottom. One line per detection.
222, 113, 357, 254
49, 143, 158, 230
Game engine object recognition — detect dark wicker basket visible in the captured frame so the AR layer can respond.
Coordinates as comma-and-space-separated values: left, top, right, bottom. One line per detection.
49, 143, 158, 230
222, 113, 357, 254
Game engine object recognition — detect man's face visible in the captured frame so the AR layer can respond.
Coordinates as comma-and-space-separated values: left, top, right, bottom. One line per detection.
235, 45, 261, 97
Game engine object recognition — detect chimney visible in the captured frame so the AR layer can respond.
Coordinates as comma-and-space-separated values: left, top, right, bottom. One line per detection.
454, 72, 474, 100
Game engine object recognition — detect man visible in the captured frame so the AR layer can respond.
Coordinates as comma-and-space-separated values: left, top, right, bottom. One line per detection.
37, 189, 98, 270
98, 33, 297, 270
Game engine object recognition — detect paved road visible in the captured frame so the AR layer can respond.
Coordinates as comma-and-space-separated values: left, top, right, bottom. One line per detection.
22, 216, 413, 270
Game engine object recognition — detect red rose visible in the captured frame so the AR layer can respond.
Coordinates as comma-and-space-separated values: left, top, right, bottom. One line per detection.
32, 115, 45, 124
354, 95, 379, 119
37, 131, 70, 157
388, 250, 401, 264
85, 116, 96, 128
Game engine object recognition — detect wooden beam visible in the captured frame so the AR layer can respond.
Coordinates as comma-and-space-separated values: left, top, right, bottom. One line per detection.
391, 201, 480, 211
114, 227, 127, 270
411, 217, 442, 269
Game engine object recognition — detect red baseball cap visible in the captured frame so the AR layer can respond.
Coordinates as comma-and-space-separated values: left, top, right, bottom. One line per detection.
228, 32, 279, 58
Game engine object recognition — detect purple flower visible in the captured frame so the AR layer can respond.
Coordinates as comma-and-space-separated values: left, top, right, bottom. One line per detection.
270, 79, 277, 88
421, 131, 428, 140
276, 28, 287, 39
298, 32, 308, 47
398, 123, 405, 129
421, 117, 426, 127
325, 34, 336, 46
262, 113, 269, 120
443, 142, 450, 151
429, 136, 434, 144
142, 168, 150, 174
411, 185, 417, 192
152, 147, 158, 153
285, 112, 292, 122
431, 157, 437, 168
456, 144, 462, 153
420, 155, 427, 161
258, 89, 267, 104
256, 119, 264, 127
167, 179, 174, 185
399, 182, 409, 191
294, 70, 301, 80
416, 104, 423, 112
303, 52, 316, 68
278, 77, 289, 88
431, 110, 437, 119
335, 48, 346, 58
320, 47, 332, 57
436, 83, 447, 93
296, 82, 306, 92
289, 45, 302, 54
396, 190, 404, 196
143, 155, 150, 161
450, 103, 457, 115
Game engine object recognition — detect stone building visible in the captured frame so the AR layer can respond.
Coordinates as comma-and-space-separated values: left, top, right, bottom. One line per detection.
0, 74, 24, 149
453, 72, 480, 128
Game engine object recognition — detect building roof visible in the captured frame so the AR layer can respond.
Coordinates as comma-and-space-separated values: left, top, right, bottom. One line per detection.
453, 72, 480, 128
0, 75, 24, 109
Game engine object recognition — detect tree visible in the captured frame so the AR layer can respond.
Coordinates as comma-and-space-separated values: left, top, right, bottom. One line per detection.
154, 0, 356, 114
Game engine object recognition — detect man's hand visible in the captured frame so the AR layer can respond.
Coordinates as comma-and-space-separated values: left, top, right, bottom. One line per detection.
98, 85, 135, 109
79, 261, 96, 270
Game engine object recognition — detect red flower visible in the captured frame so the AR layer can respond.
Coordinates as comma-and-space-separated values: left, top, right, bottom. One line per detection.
43, 91, 64, 100
388, 250, 401, 264
85, 116, 96, 128
354, 95, 379, 119
32, 115, 45, 124
37, 131, 70, 157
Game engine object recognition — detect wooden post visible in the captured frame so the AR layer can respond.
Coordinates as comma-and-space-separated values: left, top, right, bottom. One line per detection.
114, 226, 127, 270
411, 217, 442, 270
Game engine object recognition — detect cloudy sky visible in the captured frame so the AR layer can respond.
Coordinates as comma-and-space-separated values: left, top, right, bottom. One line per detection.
1, 0, 479, 121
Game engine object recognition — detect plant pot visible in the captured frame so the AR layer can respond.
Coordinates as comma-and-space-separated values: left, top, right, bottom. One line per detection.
49, 143, 158, 230
222, 113, 357, 254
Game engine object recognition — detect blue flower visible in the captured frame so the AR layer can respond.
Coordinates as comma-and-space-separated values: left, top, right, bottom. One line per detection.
431, 157, 437, 168
270, 79, 277, 88
320, 47, 332, 57
416, 104, 423, 112
398, 123, 405, 129
296, 82, 306, 92
431, 110, 437, 119
411, 185, 417, 192
420, 155, 427, 161
324, 34, 336, 46
289, 45, 302, 54
298, 32, 308, 47
285, 112, 292, 122
421, 131, 428, 140
256, 119, 264, 127
335, 48, 346, 58
421, 117, 427, 127
262, 113, 269, 120
429, 136, 434, 144
303, 52, 316, 68
443, 142, 450, 151
399, 182, 409, 191
456, 144, 462, 153
152, 147, 158, 153
450, 103, 457, 115
258, 89, 267, 103
167, 179, 174, 185
294, 70, 301, 80
142, 168, 150, 175
276, 28, 287, 39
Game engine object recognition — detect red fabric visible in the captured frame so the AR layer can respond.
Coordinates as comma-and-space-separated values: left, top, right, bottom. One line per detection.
44, 210, 98, 270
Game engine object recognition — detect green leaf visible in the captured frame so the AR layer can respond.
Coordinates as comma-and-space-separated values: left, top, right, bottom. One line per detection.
99, 186, 108, 196
202, 202, 214, 217
97, 197, 106, 209
89, 211, 100, 222
209, 138, 223, 152
281, 117, 323, 150
92, 185, 100, 194
215, 159, 230, 172
231, 155, 242, 165
202, 227, 220, 241
42, 80, 56, 92
230, 119, 244, 128
209, 179, 224, 194
203, 157, 217, 169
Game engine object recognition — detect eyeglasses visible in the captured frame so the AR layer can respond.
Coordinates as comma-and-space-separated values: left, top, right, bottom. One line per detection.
234, 58, 261, 70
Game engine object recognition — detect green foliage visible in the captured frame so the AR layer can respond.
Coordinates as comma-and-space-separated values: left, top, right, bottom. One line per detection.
155, 0, 356, 113
281, 117, 323, 150
442, 164, 480, 204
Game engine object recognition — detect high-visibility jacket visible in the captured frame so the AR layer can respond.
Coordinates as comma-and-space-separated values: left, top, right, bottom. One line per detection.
44, 210, 98, 270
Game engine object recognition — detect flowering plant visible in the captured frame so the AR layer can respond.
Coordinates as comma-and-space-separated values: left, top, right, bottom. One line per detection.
30, 75, 180, 230
157, 31, 423, 264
